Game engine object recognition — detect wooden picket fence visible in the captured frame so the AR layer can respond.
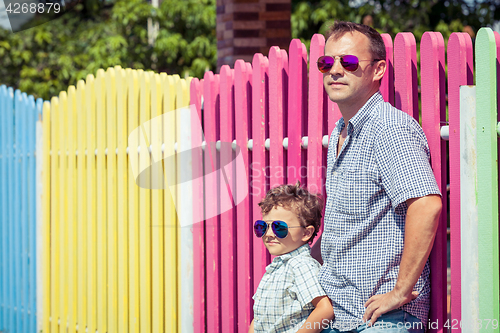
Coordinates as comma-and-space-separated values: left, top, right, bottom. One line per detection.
0, 27, 499, 333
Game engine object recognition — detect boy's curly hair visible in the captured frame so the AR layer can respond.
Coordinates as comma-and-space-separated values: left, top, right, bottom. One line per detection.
257, 181, 324, 244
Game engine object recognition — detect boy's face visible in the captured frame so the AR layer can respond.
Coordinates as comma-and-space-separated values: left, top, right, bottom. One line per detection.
261, 206, 314, 256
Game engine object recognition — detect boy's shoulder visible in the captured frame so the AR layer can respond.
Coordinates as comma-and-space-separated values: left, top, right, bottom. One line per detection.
286, 247, 321, 271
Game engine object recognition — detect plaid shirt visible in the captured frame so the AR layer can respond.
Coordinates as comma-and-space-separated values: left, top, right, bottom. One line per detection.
253, 244, 327, 332
319, 92, 441, 331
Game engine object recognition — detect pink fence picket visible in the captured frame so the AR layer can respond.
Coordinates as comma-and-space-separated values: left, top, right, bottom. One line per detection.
287, 39, 307, 186
190, 77, 206, 333
203, 72, 221, 333
269, 46, 287, 189
219, 65, 236, 333
234, 59, 253, 331
394, 33, 419, 119
380, 33, 395, 105
447, 32, 473, 333
421, 31, 447, 333
307, 34, 326, 212
251, 53, 270, 291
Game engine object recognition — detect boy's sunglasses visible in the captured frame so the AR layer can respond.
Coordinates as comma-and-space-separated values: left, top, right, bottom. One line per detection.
317, 55, 382, 73
254, 220, 305, 239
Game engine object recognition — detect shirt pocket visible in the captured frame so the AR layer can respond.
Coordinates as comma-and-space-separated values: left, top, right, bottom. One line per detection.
331, 169, 378, 216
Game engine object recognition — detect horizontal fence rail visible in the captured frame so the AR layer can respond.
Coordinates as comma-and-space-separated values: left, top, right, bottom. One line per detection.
47, 128, 454, 157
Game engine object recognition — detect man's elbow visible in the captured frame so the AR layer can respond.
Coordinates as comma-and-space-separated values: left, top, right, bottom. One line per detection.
407, 194, 442, 229
428, 194, 442, 216
425, 194, 442, 233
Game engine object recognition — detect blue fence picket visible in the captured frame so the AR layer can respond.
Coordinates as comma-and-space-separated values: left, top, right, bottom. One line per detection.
29, 97, 40, 333
1, 85, 7, 333
21, 92, 28, 333
6, 87, 14, 333
14, 89, 21, 332
0, 85, 5, 332
2, 86, 9, 333
26, 93, 35, 332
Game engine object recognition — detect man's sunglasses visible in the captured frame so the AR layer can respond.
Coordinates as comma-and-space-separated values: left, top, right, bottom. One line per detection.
317, 55, 382, 73
254, 220, 305, 239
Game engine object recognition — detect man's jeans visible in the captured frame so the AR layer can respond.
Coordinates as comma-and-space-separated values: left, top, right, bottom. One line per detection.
321, 309, 425, 333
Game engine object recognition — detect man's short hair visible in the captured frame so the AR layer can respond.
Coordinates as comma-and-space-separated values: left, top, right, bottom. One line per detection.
258, 181, 323, 243
325, 21, 386, 62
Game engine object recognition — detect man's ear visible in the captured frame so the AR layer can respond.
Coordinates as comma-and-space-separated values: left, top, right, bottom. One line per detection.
373, 59, 386, 82
302, 225, 315, 242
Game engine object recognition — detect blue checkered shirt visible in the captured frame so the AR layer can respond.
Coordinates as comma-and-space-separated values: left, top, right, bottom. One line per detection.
319, 92, 441, 331
252, 244, 327, 332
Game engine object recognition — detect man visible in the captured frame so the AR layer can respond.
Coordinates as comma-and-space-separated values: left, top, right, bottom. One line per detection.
311, 22, 442, 332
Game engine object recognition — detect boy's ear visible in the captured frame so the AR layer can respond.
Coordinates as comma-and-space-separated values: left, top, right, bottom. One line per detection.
302, 225, 315, 242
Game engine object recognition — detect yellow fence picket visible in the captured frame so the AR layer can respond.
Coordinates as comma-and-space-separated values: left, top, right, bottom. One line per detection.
59, 90, 69, 333
96, 68, 108, 333
139, 70, 152, 333
116, 66, 129, 333
85, 74, 97, 333
128, 69, 140, 333
76, 80, 87, 333
106, 67, 119, 333
151, 72, 165, 333
163, 73, 178, 333
67, 85, 77, 333
50, 96, 59, 333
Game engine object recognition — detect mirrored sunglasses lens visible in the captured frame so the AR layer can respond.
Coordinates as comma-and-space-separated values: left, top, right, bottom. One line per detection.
317, 56, 334, 73
340, 55, 359, 71
254, 220, 267, 238
272, 221, 289, 238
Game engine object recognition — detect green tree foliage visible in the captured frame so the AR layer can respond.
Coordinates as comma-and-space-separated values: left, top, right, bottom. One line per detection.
0, 0, 216, 100
292, 0, 499, 47
1, 0, 497, 100
154, 0, 216, 77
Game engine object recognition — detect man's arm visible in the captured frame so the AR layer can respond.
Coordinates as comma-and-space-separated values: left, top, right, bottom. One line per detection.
362, 194, 442, 325
310, 235, 322, 264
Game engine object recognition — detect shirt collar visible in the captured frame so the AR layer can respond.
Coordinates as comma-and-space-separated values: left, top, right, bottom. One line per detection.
335, 92, 384, 137
268, 243, 311, 270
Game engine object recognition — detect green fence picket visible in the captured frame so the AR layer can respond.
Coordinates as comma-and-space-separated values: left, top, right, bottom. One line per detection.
475, 27, 500, 330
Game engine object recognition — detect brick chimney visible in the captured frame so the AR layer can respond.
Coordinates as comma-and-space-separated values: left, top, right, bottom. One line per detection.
216, 0, 292, 70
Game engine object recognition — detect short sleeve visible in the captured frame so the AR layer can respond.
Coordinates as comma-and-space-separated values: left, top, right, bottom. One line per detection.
375, 122, 441, 215
289, 257, 326, 308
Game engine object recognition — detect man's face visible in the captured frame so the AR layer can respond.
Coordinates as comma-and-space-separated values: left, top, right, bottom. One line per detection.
322, 31, 382, 111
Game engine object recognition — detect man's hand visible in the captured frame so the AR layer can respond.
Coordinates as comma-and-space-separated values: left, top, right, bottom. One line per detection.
362, 290, 418, 325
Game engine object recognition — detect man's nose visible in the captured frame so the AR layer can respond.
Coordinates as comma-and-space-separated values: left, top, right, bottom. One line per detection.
329, 57, 344, 76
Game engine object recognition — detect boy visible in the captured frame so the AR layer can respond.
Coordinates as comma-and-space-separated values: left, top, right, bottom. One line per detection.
248, 182, 335, 333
